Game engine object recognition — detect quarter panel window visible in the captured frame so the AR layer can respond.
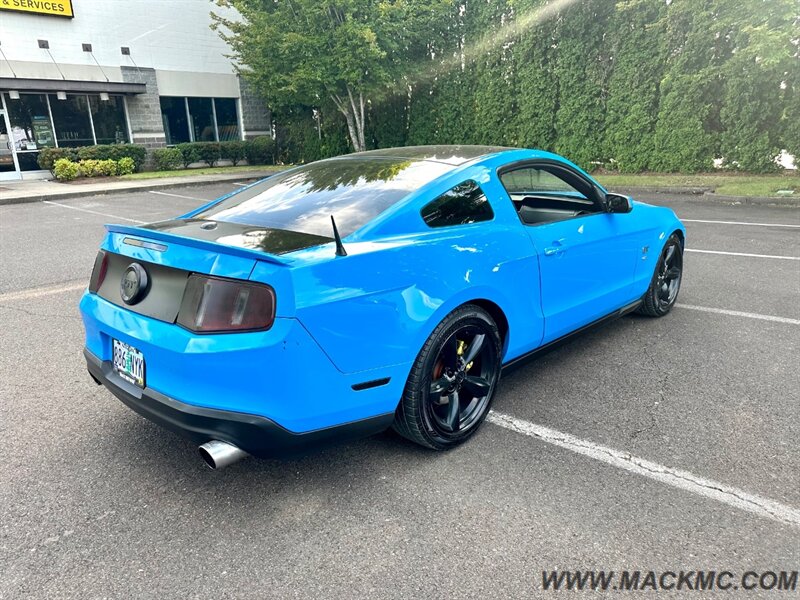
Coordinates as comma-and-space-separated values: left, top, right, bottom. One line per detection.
421, 181, 494, 228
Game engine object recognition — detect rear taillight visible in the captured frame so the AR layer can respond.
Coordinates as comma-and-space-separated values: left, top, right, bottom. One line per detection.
88, 250, 109, 293
177, 274, 275, 333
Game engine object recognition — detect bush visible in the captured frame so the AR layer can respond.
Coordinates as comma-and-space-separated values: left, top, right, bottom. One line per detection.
77, 159, 118, 177
153, 147, 183, 171
117, 156, 135, 176
176, 143, 200, 168
195, 142, 222, 167
77, 144, 146, 171
38, 147, 78, 172
245, 136, 274, 165
220, 141, 247, 166
53, 158, 80, 181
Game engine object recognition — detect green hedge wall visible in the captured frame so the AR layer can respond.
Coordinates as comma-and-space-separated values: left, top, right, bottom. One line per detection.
271, 0, 797, 174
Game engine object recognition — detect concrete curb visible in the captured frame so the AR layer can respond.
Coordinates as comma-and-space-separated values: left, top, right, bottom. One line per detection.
0, 171, 277, 206
615, 186, 799, 208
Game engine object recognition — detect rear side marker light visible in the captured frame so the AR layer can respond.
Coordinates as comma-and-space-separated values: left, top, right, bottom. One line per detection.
88, 250, 109, 293
177, 274, 275, 333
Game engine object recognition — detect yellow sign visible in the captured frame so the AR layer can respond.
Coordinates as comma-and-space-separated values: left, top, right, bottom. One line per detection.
0, 0, 74, 18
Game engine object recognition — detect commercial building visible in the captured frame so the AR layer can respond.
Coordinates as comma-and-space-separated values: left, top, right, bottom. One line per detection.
0, 0, 271, 180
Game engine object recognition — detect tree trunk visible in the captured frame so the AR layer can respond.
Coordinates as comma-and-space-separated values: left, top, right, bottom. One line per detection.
331, 88, 367, 152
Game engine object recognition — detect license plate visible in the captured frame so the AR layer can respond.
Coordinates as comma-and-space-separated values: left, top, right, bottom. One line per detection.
112, 339, 146, 388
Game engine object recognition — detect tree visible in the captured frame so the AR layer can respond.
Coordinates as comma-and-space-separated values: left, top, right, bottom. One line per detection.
603, 0, 665, 172
513, 0, 560, 151
213, 0, 451, 152
718, 0, 797, 172
552, 0, 614, 170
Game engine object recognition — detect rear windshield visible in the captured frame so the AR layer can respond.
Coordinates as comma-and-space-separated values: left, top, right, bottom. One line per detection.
194, 158, 454, 237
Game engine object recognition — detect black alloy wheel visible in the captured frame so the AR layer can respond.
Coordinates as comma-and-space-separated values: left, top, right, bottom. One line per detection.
638, 233, 683, 317
393, 305, 502, 449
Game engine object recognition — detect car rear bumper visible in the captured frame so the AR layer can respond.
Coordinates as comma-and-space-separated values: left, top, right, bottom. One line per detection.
84, 348, 394, 458
80, 290, 409, 433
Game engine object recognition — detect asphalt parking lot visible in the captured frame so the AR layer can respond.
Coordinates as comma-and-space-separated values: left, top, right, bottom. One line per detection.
1, 184, 798, 598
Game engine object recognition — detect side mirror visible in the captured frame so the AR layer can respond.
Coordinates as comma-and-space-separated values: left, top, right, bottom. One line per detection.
605, 193, 633, 214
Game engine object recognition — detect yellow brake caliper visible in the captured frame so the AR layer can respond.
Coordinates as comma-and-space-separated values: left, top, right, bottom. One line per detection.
456, 340, 474, 371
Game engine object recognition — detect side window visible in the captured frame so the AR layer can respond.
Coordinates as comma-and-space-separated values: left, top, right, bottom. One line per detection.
500, 167, 587, 200
421, 180, 494, 228
499, 165, 600, 226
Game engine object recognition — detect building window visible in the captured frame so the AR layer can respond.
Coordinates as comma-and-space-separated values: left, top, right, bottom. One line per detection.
48, 94, 94, 147
160, 96, 240, 145
3, 92, 133, 171
160, 97, 191, 145
214, 98, 240, 141
3, 92, 56, 172
89, 95, 130, 145
188, 97, 216, 141
4, 93, 55, 151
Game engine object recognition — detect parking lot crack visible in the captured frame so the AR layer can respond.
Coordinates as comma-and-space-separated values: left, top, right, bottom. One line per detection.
0, 304, 80, 321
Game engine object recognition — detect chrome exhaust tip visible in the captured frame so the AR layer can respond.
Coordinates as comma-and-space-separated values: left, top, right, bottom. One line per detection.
198, 440, 248, 470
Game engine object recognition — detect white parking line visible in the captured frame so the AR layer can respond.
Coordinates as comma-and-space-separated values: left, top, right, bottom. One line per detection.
685, 248, 800, 261
677, 304, 800, 325
148, 190, 204, 201
0, 280, 86, 303
43, 200, 146, 224
487, 411, 800, 528
683, 219, 800, 228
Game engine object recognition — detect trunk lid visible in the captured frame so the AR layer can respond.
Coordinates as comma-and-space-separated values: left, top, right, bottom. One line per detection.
96, 221, 299, 321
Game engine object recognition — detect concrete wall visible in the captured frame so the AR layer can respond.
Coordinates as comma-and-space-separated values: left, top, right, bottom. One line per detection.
0, 2, 241, 77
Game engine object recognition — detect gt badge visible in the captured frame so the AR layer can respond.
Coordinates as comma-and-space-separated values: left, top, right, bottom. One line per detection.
120, 263, 149, 305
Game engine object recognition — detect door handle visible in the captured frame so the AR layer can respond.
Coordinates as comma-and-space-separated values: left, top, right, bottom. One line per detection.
543, 238, 566, 256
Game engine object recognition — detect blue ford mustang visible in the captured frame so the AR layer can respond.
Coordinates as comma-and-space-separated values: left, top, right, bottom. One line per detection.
80, 146, 685, 468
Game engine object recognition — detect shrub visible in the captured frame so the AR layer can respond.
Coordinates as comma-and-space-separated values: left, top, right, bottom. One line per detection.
153, 147, 183, 171
97, 159, 118, 176
77, 145, 110, 161
77, 144, 146, 171
53, 158, 80, 181
78, 159, 99, 177
77, 159, 118, 177
195, 142, 222, 167
176, 143, 201, 168
220, 140, 247, 166
245, 136, 274, 165
117, 156, 136, 176
116, 144, 146, 171
38, 147, 78, 172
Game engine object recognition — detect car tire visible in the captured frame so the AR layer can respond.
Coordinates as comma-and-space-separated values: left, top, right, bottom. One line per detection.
637, 233, 683, 317
393, 304, 502, 450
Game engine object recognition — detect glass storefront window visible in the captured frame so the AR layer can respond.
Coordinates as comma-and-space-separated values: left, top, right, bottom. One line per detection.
214, 98, 240, 141
4, 93, 55, 151
160, 96, 241, 144
2, 92, 134, 174
188, 97, 216, 142
48, 94, 94, 147
160, 97, 190, 145
4, 92, 56, 172
89, 95, 129, 145
0, 114, 16, 174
